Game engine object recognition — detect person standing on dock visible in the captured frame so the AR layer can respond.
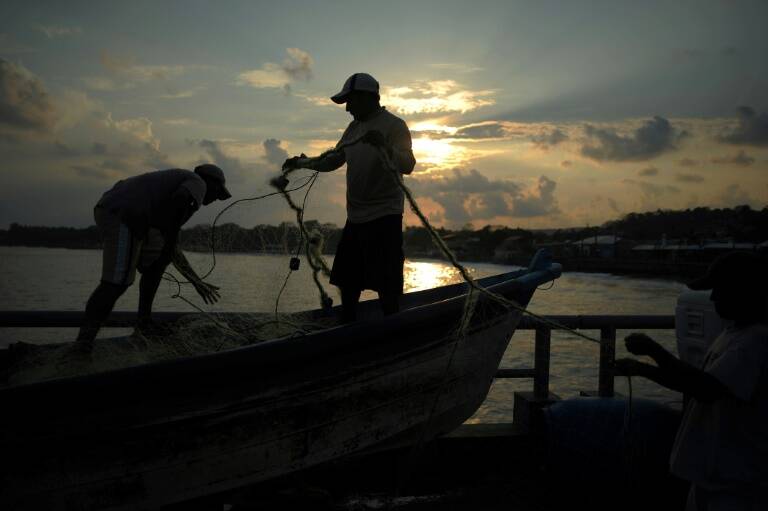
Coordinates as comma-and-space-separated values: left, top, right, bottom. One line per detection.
76, 165, 232, 347
615, 251, 768, 510
282, 73, 416, 322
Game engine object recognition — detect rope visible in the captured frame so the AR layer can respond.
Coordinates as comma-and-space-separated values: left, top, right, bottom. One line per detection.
274, 172, 319, 319
272, 172, 334, 311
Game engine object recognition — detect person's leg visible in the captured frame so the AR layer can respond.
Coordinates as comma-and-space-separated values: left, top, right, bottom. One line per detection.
137, 266, 166, 322
378, 289, 400, 316
377, 215, 404, 317
77, 208, 137, 344
137, 229, 169, 329
341, 287, 361, 323
77, 281, 128, 342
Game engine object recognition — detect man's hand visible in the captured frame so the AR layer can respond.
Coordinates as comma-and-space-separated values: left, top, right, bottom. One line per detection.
624, 332, 662, 357
192, 281, 221, 305
361, 130, 387, 148
614, 358, 646, 377
282, 153, 308, 173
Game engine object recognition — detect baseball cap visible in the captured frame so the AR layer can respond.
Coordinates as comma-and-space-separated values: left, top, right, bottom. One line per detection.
687, 251, 766, 290
331, 73, 380, 104
194, 164, 232, 200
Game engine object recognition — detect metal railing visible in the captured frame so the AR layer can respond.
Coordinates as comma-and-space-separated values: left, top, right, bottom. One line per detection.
500, 315, 675, 398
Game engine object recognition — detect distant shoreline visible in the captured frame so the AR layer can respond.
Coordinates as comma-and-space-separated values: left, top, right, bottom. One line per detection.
0, 244, 695, 282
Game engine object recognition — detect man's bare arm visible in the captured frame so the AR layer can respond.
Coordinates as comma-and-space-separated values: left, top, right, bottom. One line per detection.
615, 333, 733, 402
388, 120, 416, 175
171, 248, 220, 305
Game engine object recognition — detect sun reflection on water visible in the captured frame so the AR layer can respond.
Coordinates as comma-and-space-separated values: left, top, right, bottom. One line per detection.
403, 260, 462, 292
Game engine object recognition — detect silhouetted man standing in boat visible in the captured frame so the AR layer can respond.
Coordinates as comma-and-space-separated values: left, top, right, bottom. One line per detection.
615, 251, 768, 510
76, 165, 232, 348
282, 73, 416, 322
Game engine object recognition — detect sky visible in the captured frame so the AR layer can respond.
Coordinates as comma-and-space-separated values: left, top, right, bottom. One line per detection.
1, 0, 767, 230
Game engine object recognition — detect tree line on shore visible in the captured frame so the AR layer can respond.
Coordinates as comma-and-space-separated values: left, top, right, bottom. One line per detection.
1, 205, 766, 260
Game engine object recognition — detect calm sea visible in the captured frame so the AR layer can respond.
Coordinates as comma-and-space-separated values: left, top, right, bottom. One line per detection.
0, 246, 688, 422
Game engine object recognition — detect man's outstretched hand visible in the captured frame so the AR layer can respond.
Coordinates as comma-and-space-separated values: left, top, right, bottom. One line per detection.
193, 281, 221, 305
624, 332, 662, 357
282, 153, 308, 173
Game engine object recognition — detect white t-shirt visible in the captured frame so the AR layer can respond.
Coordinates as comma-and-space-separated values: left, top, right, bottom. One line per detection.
312, 107, 416, 224
670, 323, 768, 487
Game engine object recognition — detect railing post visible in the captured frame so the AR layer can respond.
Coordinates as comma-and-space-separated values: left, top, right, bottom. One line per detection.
598, 326, 616, 397
533, 326, 551, 399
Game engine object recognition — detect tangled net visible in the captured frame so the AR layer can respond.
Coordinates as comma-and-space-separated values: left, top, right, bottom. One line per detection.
5, 311, 341, 386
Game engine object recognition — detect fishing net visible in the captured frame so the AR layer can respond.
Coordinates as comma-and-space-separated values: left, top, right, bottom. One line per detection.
5, 311, 341, 386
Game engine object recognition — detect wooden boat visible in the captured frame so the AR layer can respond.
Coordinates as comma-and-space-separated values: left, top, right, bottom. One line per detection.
0, 251, 561, 510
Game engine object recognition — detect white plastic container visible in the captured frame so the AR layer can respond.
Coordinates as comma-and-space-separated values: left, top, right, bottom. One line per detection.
675, 290, 729, 368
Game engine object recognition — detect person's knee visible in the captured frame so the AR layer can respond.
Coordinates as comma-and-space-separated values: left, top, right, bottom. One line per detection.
137, 260, 169, 280
98, 280, 129, 297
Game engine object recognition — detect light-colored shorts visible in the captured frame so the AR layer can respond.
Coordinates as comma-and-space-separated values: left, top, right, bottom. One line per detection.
94, 207, 165, 286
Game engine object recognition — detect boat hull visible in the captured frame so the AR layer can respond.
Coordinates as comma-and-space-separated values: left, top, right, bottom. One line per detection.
1, 263, 560, 510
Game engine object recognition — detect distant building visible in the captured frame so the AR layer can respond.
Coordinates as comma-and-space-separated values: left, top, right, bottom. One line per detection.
572, 235, 624, 258
631, 239, 766, 262
493, 235, 532, 263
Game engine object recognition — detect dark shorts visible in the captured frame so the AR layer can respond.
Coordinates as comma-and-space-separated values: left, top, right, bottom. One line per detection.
330, 215, 404, 295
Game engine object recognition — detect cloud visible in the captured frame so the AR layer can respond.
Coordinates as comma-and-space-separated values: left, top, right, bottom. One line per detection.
590, 195, 622, 216
677, 158, 698, 167
719, 184, 755, 207
511, 176, 560, 217
711, 150, 755, 167
0, 58, 56, 134
162, 118, 197, 126
580, 116, 687, 162
280, 48, 313, 82
91, 142, 107, 155
71, 164, 111, 180
262, 138, 288, 168
0, 34, 36, 54
675, 173, 705, 183
106, 114, 158, 150
85, 51, 201, 91
530, 128, 568, 148
622, 179, 681, 198
452, 121, 507, 139
36, 25, 82, 38
159, 86, 205, 99
429, 63, 484, 73
382, 80, 495, 115
52, 141, 80, 157
638, 166, 659, 177
410, 169, 558, 225
198, 139, 245, 179
237, 48, 314, 93
410, 168, 517, 225
718, 106, 768, 146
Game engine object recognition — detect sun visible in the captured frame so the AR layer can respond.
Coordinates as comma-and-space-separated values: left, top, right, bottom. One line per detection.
412, 137, 467, 170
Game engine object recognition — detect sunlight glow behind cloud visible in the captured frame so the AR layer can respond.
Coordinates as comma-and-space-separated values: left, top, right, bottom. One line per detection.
382, 80, 495, 115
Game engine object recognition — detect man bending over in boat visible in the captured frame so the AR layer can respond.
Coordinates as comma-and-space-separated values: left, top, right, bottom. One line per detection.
282, 73, 416, 322
615, 251, 768, 510
76, 165, 232, 348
